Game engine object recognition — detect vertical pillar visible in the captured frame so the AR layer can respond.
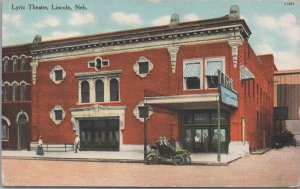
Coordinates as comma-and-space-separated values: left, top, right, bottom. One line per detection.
217, 99, 221, 162
143, 104, 148, 162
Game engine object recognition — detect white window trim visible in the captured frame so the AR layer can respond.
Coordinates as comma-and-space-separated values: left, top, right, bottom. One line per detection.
183, 58, 203, 90
49, 105, 66, 125
49, 65, 66, 85
93, 57, 110, 71
2, 116, 11, 141
133, 101, 153, 123
204, 56, 226, 89
133, 56, 153, 78
20, 55, 26, 71
12, 56, 18, 72
75, 70, 122, 104
11, 81, 18, 101
3, 58, 9, 72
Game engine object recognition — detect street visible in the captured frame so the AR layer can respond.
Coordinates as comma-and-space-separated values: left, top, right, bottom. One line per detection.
2, 147, 300, 187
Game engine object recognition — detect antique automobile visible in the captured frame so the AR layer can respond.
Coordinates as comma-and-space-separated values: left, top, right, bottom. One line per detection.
147, 137, 191, 165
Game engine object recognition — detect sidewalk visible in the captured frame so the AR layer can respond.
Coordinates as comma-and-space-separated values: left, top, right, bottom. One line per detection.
1, 150, 241, 166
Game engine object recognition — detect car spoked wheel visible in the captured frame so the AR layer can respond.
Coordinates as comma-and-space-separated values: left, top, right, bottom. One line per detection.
147, 154, 158, 164
173, 154, 184, 165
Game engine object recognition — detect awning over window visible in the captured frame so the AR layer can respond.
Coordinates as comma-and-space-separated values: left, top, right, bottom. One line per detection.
184, 63, 200, 78
205, 61, 223, 76
240, 65, 255, 80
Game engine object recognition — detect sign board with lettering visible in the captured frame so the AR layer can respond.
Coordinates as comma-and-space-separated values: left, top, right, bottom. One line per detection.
219, 85, 238, 108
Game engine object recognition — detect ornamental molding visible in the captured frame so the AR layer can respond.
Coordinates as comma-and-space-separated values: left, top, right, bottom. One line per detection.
133, 56, 153, 78
31, 24, 249, 61
49, 105, 66, 125
167, 44, 180, 73
133, 101, 153, 123
228, 35, 243, 68
30, 60, 39, 85
74, 70, 122, 80
70, 104, 126, 132
49, 65, 66, 84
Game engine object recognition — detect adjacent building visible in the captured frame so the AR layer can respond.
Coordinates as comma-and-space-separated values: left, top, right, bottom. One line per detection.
2, 5, 277, 155
274, 70, 300, 144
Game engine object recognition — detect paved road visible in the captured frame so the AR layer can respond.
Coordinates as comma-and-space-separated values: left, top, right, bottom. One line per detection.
2, 147, 300, 187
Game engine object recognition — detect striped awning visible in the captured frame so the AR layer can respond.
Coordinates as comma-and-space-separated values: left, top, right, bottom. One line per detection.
240, 65, 255, 80
205, 61, 223, 76
184, 63, 200, 78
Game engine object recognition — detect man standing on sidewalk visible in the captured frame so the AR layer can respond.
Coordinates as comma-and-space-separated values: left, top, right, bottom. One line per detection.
74, 134, 81, 153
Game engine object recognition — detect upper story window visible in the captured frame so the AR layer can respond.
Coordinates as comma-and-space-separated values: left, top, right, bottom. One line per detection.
81, 81, 90, 103
12, 57, 17, 72
49, 65, 66, 84
20, 56, 26, 71
12, 83, 17, 101
95, 79, 104, 102
75, 70, 122, 104
133, 57, 153, 78
2, 119, 9, 140
205, 59, 224, 89
3, 83, 9, 101
49, 105, 66, 125
110, 78, 119, 102
183, 59, 202, 90
133, 102, 154, 123
20, 83, 26, 101
3, 59, 9, 72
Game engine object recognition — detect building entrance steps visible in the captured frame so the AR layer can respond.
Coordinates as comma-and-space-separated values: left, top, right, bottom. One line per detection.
2, 150, 241, 166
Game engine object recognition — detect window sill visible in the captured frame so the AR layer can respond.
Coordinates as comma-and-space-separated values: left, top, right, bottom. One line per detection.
2, 139, 9, 142
76, 101, 121, 106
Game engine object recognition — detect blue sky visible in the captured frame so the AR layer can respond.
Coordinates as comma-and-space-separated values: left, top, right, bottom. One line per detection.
2, 0, 300, 70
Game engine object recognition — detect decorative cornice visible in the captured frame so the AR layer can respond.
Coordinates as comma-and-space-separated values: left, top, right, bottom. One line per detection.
74, 70, 122, 80
31, 23, 250, 61
70, 104, 126, 112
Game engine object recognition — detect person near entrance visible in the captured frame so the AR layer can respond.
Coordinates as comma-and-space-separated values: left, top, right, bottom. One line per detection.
36, 136, 44, 156
203, 133, 209, 152
194, 133, 201, 152
74, 134, 81, 153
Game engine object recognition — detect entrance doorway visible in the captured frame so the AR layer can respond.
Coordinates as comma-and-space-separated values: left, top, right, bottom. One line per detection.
181, 110, 230, 153
79, 118, 119, 151
18, 114, 28, 150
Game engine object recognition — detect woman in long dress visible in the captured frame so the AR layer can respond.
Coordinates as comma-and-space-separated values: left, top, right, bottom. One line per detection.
36, 136, 44, 156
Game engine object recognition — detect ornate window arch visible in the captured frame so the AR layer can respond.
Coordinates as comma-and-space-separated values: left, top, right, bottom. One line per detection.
12, 81, 18, 101
12, 56, 18, 72
81, 80, 90, 103
49, 105, 66, 125
95, 79, 104, 102
2, 82, 10, 101
110, 78, 119, 101
133, 56, 153, 78
49, 65, 66, 84
20, 82, 26, 101
133, 101, 153, 123
16, 110, 29, 123
2, 116, 11, 140
3, 57, 9, 72
20, 55, 26, 71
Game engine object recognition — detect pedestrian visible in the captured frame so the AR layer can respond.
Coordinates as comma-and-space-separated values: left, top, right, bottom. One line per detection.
36, 136, 44, 156
74, 134, 81, 153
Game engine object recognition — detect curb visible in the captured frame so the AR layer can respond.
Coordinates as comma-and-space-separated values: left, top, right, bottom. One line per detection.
2, 156, 240, 166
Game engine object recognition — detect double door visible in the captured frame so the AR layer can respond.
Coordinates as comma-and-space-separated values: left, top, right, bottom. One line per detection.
182, 127, 229, 153
79, 119, 119, 151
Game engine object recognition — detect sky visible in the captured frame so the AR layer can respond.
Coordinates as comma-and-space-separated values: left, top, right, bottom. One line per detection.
1, 0, 300, 70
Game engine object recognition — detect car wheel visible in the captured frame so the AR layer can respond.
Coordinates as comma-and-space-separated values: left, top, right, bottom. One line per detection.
173, 154, 184, 165
147, 154, 158, 164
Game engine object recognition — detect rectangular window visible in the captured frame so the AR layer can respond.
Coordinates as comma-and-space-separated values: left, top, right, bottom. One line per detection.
54, 110, 63, 120
102, 60, 109, 67
88, 61, 95, 68
184, 62, 201, 90
138, 106, 149, 119
205, 61, 223, 88
138, 61, 149, 74
55, 70, 63, 81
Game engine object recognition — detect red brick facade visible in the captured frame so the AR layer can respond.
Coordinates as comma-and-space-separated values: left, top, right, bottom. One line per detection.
2, 8, 276, 154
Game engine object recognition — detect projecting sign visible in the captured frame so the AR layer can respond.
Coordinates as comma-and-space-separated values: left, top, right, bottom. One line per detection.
219, 85, 238, 107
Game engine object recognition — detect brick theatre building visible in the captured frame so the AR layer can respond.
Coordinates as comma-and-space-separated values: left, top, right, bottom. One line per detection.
2, 5, 276, 154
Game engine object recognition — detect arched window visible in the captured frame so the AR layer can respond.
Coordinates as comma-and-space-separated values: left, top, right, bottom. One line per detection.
12, 57, 17, 72
3, 83, 9, 101
3, 59, 9, 72
81, 81, 90, 103
20, 83, 26, 101
20, 57, 26, 71
12, 83, 17, 101
95, 79, 104, 102
110, 78, 119, 101
2, 119, 9, 140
